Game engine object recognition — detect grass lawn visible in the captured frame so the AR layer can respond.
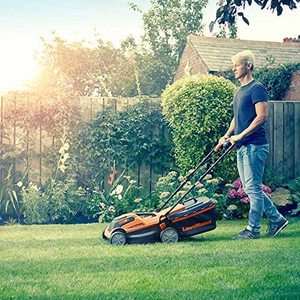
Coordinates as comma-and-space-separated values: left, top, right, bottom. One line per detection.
0, 218, 299, 300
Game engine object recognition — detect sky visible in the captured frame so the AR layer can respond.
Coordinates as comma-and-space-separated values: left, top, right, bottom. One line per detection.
1, 0, 300, 93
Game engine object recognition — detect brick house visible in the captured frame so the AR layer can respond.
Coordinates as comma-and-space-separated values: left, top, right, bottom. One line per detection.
175, 35, 300, 101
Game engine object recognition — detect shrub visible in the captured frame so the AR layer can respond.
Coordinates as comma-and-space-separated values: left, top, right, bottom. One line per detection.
21, 183, 51, 224
97, 172, 143, 222
215, 61, 300, 101
254, 64, 294, 100
161, 74, 237, 182
288, 177, 300, 216
21, 179, 101, 224
152, 170, 228, 219
75, 98, 173, 188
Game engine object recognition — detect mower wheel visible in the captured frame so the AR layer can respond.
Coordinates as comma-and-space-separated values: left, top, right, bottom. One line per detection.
160, 227, 179, 244
110, 231, 127, 246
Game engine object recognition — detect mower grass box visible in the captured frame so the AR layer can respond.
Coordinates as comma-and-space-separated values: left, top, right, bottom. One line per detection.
102, 198, 216, 245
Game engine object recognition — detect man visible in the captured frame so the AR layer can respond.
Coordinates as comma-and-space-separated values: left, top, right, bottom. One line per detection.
219, 50, 288, 239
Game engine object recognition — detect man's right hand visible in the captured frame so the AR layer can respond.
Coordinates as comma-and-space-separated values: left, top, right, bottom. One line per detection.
218, 135, 229, 146
214, 135, 229, 152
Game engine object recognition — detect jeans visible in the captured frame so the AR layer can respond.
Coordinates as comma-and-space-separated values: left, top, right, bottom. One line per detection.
237, 144, 283, 232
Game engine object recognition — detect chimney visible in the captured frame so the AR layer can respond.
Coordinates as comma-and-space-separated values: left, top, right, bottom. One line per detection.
283, 36, 300, 43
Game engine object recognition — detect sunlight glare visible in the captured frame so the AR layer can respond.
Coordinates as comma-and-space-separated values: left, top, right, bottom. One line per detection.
0, 38, 40, 94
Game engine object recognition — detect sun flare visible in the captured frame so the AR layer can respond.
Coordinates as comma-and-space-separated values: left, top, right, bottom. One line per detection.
0, 39, 40, 94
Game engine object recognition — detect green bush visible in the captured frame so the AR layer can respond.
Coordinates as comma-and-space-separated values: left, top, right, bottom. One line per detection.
152, 171, 229, 220
215, 61, 300, 101
75, 99, 173, 188
21, 179, 101, 224
288, 176, 300, 216
21, 183, 51, 224
254, 64, 296, 100
161, 74, 237, 182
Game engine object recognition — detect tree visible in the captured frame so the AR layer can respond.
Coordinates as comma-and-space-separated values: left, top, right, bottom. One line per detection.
213, 23, 238, 39
35, 34, 137, 97
211, 0, 300, 29
130, 0, 208, 94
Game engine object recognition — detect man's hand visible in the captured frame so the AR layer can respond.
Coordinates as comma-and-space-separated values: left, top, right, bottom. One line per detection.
215, 135, 230, 152
229, 134, 244, 144
218, 135, 229, 146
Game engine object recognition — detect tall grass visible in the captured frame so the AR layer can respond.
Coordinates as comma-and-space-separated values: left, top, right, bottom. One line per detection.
0, 219, 299, 299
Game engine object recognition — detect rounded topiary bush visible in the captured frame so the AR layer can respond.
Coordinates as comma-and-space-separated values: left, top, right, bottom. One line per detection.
161, 74, 237, 181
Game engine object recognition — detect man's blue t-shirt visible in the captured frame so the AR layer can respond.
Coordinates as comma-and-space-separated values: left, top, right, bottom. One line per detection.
233, 79, 268, 148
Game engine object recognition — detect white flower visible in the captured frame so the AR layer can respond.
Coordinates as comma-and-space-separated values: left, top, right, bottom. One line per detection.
134, 198, 142, 203
29, 183, 39, 191
115, 185, 123, 195
16, 181, 23, 188
198, 188, 208, 194
60, 153, 70, 163
204, 174, 213, 181
178, 176, 185, 182
213, 193, 221, 198
59, 142, 70, 154
108, 206, 115, 212
206, 178, 219, 185
168, 171, 177, 177
59, 163, 67, 173
225, 183, 234, 188
99, 202, 106, 209
160, 192, 170, 199
118, 194, 122, 200
195, 182, 204, 188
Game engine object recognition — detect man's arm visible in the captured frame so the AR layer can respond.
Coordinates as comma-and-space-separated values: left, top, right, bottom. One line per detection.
218, 118, 235, 145
229, 102, 268, 143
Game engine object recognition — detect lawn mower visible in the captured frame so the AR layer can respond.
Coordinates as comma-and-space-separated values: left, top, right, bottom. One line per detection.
102, 140, 234, 245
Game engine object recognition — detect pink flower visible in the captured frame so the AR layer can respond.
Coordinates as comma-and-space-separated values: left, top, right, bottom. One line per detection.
228, 189, 238, 199
237, 188, 247, 198
232, 178, 242, 189
240, 197, 250, 204
262, 184, 271, 194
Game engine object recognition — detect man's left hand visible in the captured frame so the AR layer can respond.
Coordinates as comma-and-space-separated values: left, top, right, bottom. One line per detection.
229, 134, 244, 143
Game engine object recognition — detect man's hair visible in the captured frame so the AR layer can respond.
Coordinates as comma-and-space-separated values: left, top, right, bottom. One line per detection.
231, 50, 255, 71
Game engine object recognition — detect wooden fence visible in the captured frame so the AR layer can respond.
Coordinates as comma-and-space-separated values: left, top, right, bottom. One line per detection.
267, 101, 300, 180
0, 97, 299, 191
0, 96, 163, 193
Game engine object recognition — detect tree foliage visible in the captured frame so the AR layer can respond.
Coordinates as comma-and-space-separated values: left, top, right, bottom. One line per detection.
213, 23, 238, 39
130, 0, 208, 93
211, 0, 300, 29
214, 60, 300, 100
36, 35, 138, 97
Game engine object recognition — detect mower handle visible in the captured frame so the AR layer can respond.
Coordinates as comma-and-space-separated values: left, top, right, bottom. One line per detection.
164, 141, 236, 218
214, 139, 232, 153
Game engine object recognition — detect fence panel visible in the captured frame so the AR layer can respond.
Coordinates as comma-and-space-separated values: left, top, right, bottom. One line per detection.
0, 96, 163, 195
295, 103, 300, 178
1, 97, 299, 193
268, 101, 300, 181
